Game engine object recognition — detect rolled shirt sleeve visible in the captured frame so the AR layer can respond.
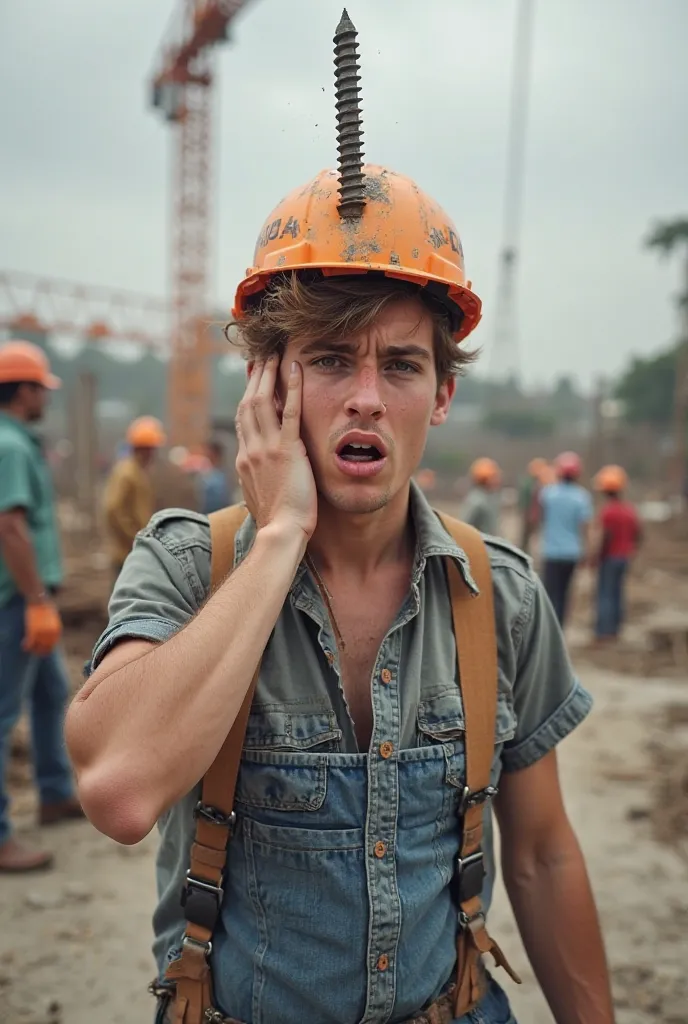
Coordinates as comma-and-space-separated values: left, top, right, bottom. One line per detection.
501, 571, 592, 773
88, 510, 212, 674
0, 448, 33, 512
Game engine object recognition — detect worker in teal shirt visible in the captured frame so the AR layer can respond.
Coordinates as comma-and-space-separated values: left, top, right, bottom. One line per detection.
0, 340, 83, 874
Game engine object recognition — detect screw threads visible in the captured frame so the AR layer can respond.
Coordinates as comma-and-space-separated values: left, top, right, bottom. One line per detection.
334, 9, 366, 219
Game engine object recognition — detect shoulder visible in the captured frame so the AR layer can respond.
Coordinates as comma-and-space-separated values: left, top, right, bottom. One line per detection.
0, 424, 31, 459
142, 506, 212, 557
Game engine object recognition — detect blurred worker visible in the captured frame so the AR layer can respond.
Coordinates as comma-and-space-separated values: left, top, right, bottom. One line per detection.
199, 439, 231, 514
592, 465, 641, 642
460, 457, 502, 534
539, 451, 593, 625
518, 457, 548, 553
0, 341, 83, 873
102, 416, 166, 581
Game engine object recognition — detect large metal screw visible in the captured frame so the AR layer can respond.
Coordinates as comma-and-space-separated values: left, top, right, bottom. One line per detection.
334, 8, 366, 219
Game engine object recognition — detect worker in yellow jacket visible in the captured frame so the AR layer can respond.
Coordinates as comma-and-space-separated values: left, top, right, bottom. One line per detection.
103, 416, 166, 580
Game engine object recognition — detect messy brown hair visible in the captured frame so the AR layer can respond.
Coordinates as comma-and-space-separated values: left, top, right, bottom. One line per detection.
228, 272, 479, 382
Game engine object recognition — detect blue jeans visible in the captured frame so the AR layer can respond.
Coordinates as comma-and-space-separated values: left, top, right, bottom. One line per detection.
0, 595, 75, 845
595, 557, 628, 638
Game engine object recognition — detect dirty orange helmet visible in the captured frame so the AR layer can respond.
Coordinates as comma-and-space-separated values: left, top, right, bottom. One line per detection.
233, 164, 482, 343
0, 339, 61, 389
470, 457, 501, 486
593, 464, 628, 493
126, 416, 166, 449
554, 451, 582, 480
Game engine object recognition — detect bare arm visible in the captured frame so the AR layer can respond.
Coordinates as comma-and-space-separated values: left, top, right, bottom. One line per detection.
0, 508, 49, 601
66, 522, 305, 844
66, 355, 317, 846
495, 751, 614, 1024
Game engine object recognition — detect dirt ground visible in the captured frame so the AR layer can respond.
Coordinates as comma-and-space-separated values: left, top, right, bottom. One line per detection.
2, 509, 688, 1024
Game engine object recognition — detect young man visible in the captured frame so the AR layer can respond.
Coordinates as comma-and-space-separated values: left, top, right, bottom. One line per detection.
539, 452, 593, 626
102, 416, 166, 581
592, 465, 640, 642
460, 458, 502, 536
0, 340, 83, 873
66, 14, 613, 1024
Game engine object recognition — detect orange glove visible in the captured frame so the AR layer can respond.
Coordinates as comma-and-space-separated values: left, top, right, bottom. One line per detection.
22, 599, 63, 656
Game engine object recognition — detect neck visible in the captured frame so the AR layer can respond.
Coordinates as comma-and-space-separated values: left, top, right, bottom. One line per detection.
308, 484, 414, 578
0, 404, 25, 422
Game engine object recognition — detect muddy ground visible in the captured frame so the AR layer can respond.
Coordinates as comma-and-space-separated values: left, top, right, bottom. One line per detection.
2, 510, 687, 1023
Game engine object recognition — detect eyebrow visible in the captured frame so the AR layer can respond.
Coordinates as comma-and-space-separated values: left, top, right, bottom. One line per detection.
299, 340, 431, 362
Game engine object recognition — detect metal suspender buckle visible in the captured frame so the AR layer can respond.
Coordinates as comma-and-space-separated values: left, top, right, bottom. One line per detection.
193, 801, 237, 833
181, 872, 224, 932
458, 785, 498, 817
455, 850, 486, 904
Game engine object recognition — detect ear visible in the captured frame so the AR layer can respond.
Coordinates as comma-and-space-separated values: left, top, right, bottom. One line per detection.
430, 376, 456, 427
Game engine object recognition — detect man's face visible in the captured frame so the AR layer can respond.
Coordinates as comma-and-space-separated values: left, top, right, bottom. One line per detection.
279, 296, 455, 515
23, 383, 48, 423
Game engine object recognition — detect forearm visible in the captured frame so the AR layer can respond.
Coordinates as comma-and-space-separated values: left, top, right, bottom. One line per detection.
503, 828, 614, 1024
67, 522, 306, 840
0, 518, 45, 600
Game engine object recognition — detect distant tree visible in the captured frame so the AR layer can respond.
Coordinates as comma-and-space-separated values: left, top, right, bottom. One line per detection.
615, 346, 677, 425
644, 217, 688, 491
482, 408, 555, 438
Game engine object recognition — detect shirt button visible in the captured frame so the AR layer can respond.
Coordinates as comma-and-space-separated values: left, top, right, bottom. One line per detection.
373, 840, 387, 858
380, 668, 392, 685
379, 741, 394, 759
376, 954, 389, 972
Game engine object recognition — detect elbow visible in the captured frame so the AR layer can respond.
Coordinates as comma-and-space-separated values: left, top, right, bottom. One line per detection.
75, 764, 157, 847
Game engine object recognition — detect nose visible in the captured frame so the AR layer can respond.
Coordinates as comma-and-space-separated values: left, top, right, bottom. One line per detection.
344, 366, 386, 420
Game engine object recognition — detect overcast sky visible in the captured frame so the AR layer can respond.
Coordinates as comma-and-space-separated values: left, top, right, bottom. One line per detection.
1, 0, 686, 389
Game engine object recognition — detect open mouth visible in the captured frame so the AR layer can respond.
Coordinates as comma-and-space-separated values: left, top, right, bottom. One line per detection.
337, 442, 384, 463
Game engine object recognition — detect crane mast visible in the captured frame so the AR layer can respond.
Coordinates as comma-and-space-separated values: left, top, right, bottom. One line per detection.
149, 0, 250, 449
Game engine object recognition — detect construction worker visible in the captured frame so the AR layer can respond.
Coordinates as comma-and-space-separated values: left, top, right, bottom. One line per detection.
592, 465, 641, 642
102, 416, 166, 581
199, 439, 231, 514
460, 457, 502, 534
0, 341, 83, 873
539, 451, 593, 626
517, 456, 548, 553
66, 13, 613, 1024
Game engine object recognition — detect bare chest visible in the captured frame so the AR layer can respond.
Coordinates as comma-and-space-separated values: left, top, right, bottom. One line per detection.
322, 572, 411, 750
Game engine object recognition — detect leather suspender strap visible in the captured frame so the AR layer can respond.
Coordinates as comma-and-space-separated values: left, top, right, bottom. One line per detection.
437, 513, 521, 1017
165, 505, 261, 1024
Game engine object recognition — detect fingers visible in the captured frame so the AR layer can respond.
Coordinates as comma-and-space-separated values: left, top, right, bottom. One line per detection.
280, 361, 303, 442
252, 356, 281, 439
236, 359, 263, 441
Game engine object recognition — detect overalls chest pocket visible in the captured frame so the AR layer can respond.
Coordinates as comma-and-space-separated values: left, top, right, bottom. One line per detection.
236, 704, 344, 826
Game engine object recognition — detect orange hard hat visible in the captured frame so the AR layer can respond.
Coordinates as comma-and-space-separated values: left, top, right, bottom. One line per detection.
233, 165, 482, 343
470, 457, 501, 486
0, 339, 61, 389
126, 416, 167, 449
593, 464, 628, 493
554, 451, 582, 479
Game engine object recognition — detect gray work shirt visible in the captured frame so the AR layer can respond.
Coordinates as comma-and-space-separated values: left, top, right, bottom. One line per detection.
88, 482, 591, 1022
460, 487, 501, 537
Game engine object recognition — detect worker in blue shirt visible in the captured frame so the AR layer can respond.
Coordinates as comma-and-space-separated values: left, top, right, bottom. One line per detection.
539, 451, 593, 625
199, 439, 230, 514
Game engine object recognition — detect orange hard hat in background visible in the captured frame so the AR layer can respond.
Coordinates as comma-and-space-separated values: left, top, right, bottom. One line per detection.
126, 416, 167, 449
233, 165, 482, 343
0, 339, 61, 389
554, 451, 582, 479
470, 457, 501, 486
593, 464, 628, 493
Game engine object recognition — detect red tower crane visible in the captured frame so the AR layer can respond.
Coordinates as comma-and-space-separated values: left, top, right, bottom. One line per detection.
149, 0, 251, 450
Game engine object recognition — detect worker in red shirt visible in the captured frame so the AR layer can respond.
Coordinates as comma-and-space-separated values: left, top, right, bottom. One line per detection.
593, 465, 641, 641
